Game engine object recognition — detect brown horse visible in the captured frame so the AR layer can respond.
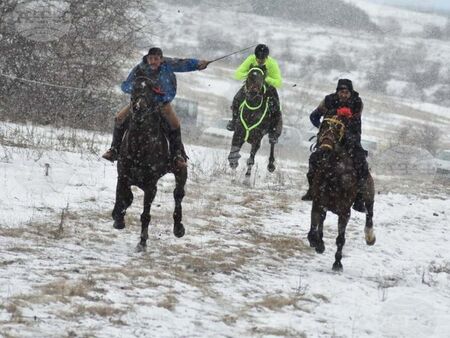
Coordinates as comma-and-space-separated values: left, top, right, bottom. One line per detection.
112, 71, 187, 251
307, 116, 376, 271
228, 67, 282, 179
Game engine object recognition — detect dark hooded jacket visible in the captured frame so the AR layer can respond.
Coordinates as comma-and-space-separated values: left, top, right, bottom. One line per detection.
310, 89, 363, 145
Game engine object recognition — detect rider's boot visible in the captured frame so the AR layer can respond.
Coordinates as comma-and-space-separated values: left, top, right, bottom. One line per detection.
227, 112, 238, 131
302, 151, 320, 201
102, 119, 126, 162
168, 127, 188, 170
301, 171, 314, 201
352, 178, 367, 213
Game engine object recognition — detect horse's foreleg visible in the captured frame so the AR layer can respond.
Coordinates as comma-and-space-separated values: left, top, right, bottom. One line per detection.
173, 167, 187, 238
308, 202, 326, 253
228, 136, 243, 169
364, 200, 376, 245
364, 176, 376, 245
112, 177, 133, 230
267, 143, 276, 173
136, 184, 157, 251
333, 212, 350, 271
246, 141, 261, 177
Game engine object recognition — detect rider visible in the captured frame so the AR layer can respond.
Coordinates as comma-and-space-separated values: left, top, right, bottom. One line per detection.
227, 43, 282, 131
102, 47, 209, 168
301, 79, 369, 213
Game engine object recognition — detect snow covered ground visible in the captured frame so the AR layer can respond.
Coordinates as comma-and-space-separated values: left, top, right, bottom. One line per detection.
0, 123, 449, 337
1, 1, 450, 337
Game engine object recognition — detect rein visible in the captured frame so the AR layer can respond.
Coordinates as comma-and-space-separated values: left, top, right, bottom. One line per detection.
320, 117, 346, 143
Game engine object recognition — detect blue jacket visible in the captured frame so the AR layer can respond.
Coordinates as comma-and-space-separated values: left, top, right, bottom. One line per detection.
121, 57, 199, 103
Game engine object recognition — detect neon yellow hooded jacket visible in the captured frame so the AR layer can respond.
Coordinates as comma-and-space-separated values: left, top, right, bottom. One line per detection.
234, 55, 282, 88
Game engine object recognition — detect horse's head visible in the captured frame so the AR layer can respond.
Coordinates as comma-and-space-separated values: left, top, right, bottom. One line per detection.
130, 71, 162, 126
244, 67, 265, 103
317, 117, 346, 152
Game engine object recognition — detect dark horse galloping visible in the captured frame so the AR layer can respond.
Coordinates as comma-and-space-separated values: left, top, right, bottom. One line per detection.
228, 67, 282, 178
307, 116, 376, 271
112, 71, 187, 251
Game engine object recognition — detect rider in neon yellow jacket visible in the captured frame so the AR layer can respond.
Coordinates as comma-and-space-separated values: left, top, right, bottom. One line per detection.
234, 52, 282, 88
228, 44, 283, 131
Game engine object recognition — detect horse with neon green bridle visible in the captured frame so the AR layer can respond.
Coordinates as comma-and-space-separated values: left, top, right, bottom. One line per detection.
228, 67, 282, 178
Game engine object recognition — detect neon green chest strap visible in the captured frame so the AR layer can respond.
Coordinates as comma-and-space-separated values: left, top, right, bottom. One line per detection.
239, 96, 269, 142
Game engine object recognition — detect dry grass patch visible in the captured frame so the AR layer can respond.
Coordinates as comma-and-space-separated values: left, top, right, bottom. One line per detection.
76, 304, 126, 317
250, 325, 307, 338
157, 294, 178, 311
40, 277, 96, 299
3, 302, 24, 323
252, 294, 313, 311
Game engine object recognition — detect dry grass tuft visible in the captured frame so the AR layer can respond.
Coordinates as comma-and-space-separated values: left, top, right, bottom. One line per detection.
157, 294, 178, 311
4, 302, 24, 323
40, 277, 96, 299
251, 325, 307, 338
77, 304, 125, 317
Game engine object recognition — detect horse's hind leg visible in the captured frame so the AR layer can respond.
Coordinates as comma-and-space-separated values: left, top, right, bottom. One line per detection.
112, 177, 133, 230
364, 175, 376, 245
333, 212, 350, 272
246, 141, 261, 177
136, 184, 157, 252
173, 167, 187, 238
308, 202, 326, 254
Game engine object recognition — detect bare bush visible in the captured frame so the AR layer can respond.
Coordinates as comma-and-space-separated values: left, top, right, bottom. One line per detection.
0, 0, 152, 131
393, 122, 442, 156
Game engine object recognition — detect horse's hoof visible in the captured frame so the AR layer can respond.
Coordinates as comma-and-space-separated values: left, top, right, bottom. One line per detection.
365, 227, 376, 246
229, 161, 238, 169
315, 241, 325, 254
332, 261, 343, 272
267, 163, 275, 173
136, 242, 146, 252
307, 232, 317, 248
174, 223, 185, 238
113, 220, 125, 230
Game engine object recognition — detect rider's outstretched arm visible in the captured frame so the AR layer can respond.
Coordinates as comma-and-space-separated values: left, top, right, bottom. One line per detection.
165, 57, 200, 72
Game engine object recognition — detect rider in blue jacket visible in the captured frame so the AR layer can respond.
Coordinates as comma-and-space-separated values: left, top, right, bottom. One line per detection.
103, 47, 209, 168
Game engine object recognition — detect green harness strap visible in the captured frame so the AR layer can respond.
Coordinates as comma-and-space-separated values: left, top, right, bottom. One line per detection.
239, 94, 269, 142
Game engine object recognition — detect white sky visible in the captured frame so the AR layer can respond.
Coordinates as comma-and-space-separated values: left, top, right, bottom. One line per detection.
368, 0, 450, 11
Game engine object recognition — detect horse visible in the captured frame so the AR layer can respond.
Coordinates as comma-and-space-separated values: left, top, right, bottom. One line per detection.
227, 67, 282, 179
306, 116, 376, 271
111, 71, 187, 251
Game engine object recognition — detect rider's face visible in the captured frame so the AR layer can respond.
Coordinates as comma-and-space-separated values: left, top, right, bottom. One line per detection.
256, 57, 266, 66
147, 54, 162, 70
337, 89, 351, 102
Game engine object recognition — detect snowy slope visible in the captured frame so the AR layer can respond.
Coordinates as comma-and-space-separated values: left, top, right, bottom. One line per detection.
142, 0, 450, 150
0, 123, 449, 337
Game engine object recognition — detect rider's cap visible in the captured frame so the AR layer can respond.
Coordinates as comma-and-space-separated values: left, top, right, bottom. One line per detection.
147, 47, 163, 57
336, 79, 353, 92
255, 44, 269, 59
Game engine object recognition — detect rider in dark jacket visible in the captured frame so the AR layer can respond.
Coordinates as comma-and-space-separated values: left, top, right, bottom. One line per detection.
301, 79, 369, 212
